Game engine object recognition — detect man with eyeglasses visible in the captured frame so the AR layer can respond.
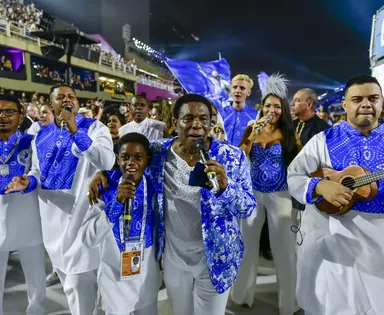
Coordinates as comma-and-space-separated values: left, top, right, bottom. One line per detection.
0, 94, 46, 315
7, 84, 115, 315
119, 95, 169, 140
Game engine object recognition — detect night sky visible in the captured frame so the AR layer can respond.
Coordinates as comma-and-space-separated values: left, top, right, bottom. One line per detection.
153, 0, 384, 100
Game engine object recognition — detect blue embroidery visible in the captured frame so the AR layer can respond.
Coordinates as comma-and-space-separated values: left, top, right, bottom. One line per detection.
36, 115, 96, 190
0, 131, 33, 194
147, 137, 256, 293
216, 103, 258, 146
100, 170, 155, 252
306, 177, 325, 204
250, 142, 288, 192
325, 121, 384, 214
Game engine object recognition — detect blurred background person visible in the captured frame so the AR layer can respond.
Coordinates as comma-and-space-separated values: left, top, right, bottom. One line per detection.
78, 107, 93, 118
105, 110, 126, 168
19, 104, 39, 132
27, 104, 54, 136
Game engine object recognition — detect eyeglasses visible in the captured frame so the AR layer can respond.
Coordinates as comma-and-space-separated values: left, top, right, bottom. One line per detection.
0, 109, 20, 117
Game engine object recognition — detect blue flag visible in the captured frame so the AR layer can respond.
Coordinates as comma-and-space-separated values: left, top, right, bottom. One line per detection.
257, 72, 270, 95
166, 59, 231, 105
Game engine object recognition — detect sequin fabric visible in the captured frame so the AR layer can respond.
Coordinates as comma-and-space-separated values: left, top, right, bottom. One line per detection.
0, 131, 36, 194
100, 170, 155, 252
249, 142, 288, 192
216, 103, 258, 146
35, 116, 95, 190
324, 121, 384, 213
147, 137, 257, 293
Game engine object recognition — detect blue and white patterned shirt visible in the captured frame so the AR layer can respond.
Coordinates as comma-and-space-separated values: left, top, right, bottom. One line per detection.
250, 142, 288, 193
99, 170, 155, 252
0, 131, 36, 194
216, 103, 258, 147
304, 121, 384, 213
147, 137, 257, 293
34, 115, 96, 189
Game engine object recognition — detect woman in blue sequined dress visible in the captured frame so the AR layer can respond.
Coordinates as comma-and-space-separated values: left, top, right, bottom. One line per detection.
231, 74, 299, 315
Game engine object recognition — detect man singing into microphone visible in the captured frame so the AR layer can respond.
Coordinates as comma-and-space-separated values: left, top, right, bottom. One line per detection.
89, 94, 257, 315
82, 132, 160, 315
8, 84, 115, 315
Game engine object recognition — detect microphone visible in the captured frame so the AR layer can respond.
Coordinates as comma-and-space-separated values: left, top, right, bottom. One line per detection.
123, 175, 135, 239
61, 106, 72, 130
255, 114, 273, 132
195, 137, 220, 193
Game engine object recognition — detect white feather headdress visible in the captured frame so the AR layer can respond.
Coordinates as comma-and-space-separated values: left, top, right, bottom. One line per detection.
255, 73, 289, 120
260, 73, 289, 101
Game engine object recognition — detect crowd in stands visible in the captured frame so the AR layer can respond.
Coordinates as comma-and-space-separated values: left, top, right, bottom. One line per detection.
0, 0, 41, 31
0, 54, 12, 71
0, 1, 175, 92
99, 51, 137, 74
137, 74, 174, 92
31, 61, 96, 91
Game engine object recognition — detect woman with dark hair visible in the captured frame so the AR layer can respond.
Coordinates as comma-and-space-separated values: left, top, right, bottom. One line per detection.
232, 74, 298, 315
105, 111, 126, 167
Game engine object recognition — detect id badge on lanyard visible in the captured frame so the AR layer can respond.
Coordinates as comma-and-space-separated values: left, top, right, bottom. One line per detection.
120, 176, 147, 281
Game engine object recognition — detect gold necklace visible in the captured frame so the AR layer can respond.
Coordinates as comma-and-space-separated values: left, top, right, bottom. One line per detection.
176, 141, 199, 160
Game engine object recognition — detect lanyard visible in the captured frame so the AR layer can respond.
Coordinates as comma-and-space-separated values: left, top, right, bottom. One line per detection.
0, 132, 21, 164
119, 176, 148, 246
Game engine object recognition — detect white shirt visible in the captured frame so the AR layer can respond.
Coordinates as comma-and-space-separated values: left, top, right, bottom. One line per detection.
119, 118, 165, 140
163, 147, 206, 272
27, 121, 41, 136
81, 201, 160, 314
29, 120, 115, 274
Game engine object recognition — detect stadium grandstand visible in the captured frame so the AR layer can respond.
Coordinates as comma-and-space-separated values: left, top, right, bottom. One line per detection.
0, 0, 178, 111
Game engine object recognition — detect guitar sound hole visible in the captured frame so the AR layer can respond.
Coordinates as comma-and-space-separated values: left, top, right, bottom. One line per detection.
340, 177, 355, 189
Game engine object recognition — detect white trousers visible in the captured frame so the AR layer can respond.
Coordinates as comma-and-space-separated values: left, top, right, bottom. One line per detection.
231, 190, 297, 315
56, 268, 98, 315
107, 302, 158, 315
0, 243, 46, 315
163, 257, 229, 315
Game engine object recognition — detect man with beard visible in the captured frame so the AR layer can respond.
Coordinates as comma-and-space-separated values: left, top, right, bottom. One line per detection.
119, 95, 168, 140
7, 84, 115, 315
0, 94, 45, 315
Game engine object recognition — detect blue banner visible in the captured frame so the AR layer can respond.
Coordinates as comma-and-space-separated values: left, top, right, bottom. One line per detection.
166, 58, 231, 104
374, 8, 384, 61
257, 72, 270, 96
